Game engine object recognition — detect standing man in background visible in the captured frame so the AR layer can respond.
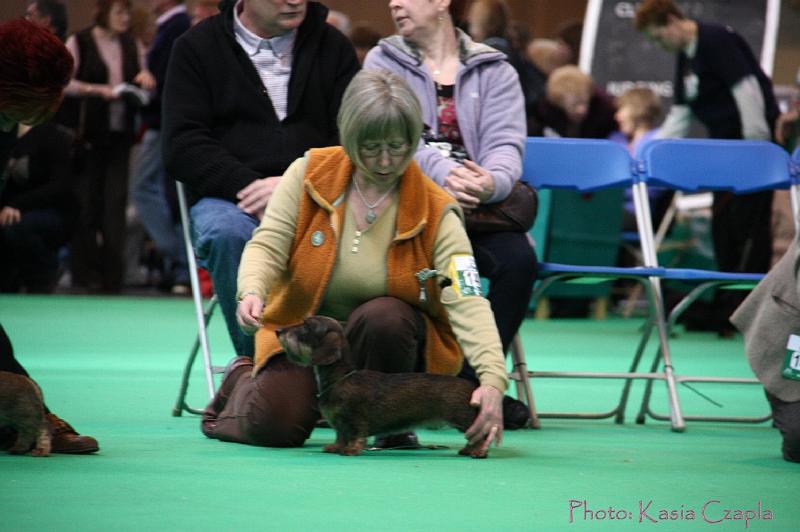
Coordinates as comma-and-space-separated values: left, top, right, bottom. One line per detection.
162, 0, 359, 361
635, 0, 780, 334
131, 0, 191, 294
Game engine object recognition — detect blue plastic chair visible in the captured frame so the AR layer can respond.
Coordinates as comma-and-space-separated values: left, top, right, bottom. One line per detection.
635, 139, 794, 425
792, 147, 800, 232
509, 138, 685, 431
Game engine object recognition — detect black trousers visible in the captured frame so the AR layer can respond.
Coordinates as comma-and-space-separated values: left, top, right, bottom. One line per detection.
70, 133, 132, 292
0, 324, 27, 376
711, 190, 773, 329
459, 230, 537, 383
766, 390, 800, 463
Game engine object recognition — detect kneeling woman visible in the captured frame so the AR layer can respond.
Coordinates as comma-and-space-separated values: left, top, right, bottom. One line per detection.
201, 70, 506, 452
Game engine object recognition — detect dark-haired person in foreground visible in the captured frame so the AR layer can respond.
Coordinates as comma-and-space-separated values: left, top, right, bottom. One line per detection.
0, 19, 99, 454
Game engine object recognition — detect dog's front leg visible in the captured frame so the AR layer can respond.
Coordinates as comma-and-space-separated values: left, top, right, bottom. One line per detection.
323, 433, 347, 454
340, 436, 366, 456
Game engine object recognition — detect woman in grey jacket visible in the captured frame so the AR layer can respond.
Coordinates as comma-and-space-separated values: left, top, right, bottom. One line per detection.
365, 0, 536, 430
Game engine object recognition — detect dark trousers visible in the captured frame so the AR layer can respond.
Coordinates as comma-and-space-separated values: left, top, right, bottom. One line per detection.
70, 133, 131, 292
0, 324, 28, 376
459, 230, 537, 382
203, 297, 427, 447
766, 390, 800, 463
0, 209, 70, 293
711, 191, 773, 328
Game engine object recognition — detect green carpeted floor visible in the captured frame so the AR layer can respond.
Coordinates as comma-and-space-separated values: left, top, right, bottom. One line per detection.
0, 294, 797, 531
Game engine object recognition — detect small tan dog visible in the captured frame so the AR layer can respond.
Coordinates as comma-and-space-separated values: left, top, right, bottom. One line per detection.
0, 371, 51, 457
277, 316, 488, 458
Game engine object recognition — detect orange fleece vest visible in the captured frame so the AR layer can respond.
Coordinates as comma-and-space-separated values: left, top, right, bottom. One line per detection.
253, 146, 464, 375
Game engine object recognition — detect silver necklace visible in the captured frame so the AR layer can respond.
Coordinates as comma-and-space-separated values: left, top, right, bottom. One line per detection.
352, 178, 396, 224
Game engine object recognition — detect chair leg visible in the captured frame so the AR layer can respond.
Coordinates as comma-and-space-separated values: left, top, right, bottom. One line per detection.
592, 297, 609, 320
534, 297, 550, 320
614, 317, 656, 424
644, 278, 686, 431
509, 334, 540, 429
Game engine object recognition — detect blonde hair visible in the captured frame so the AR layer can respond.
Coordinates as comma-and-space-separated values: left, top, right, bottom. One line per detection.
337, 70, 423, 172
546, 65, 593, 107
526, 39, 570, 75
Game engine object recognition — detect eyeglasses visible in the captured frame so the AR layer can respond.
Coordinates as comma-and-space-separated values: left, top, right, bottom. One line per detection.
359, 141, 410, 157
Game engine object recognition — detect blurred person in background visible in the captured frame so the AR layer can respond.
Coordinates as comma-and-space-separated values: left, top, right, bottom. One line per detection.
635, 0, 780, 335
530, 65, 618, 139
59, 0, 155, 293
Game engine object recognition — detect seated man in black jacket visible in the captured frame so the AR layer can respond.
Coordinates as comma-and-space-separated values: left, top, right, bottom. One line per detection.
162, 0, 359, 360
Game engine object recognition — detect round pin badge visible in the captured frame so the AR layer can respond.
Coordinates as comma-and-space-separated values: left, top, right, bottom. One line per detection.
311, 231, 325, 247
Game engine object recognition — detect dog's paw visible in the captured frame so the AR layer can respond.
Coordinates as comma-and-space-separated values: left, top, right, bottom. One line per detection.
323, 442, 341, 454
30, 447, 50, 457
459, 445, 488, 459
340, 438, 366, 456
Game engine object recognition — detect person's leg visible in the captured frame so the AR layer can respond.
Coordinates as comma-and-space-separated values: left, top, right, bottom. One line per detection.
344, 297, 427, 448
468, 231, 537, 353
99, 134, 131, 292
3, 209, 69, 293
0, 324, 29, 376
130, 130, 188, 287
190, 198, 258, 357
711, 191, 773, 334
461, 231, 537, 429
70, 148, 104, 290
0, 324, 99, 453
766, 390, 800, 463
344, 297, 426, 373
203, 354, 319, 447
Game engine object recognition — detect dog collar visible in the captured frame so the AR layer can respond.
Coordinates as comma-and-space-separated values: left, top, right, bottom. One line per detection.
316, 369, 358, 399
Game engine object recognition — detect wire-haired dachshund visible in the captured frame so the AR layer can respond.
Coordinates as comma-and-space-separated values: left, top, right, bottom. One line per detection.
277, 316, 488, 458
0, 371, 51, 457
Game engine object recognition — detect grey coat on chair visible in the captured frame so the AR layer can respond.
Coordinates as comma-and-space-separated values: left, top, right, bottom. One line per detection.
730, 232, 800, 402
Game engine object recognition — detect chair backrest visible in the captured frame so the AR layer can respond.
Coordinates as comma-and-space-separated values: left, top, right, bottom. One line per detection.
522, 137, 634, 192
638, 139, 792, 193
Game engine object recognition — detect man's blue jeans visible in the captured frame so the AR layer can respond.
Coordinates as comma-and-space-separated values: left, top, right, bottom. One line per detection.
190, 198, 258, 358
131, 129, 188, 284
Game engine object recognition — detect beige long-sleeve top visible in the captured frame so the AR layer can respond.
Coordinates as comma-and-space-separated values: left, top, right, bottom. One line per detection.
238, 155, 508, 392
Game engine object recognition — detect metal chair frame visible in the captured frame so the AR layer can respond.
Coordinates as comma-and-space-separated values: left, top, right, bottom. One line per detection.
508, 138, 685, 431
634, 139, 798, 425
171, 181, 224, 416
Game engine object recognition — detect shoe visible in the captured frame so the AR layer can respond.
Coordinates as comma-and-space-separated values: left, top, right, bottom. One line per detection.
46, 413, 99, 454
371, 432, 422, 450
201, 355, 253, 437
170, 283, 190, 296
502, 395, 531, 430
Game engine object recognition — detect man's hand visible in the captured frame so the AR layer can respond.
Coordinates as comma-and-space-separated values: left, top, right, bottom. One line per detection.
0, 206, 21, 226
237, 176, 280, 219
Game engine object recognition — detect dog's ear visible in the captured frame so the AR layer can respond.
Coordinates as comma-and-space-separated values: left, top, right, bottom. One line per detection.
310, 331, 344, 365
